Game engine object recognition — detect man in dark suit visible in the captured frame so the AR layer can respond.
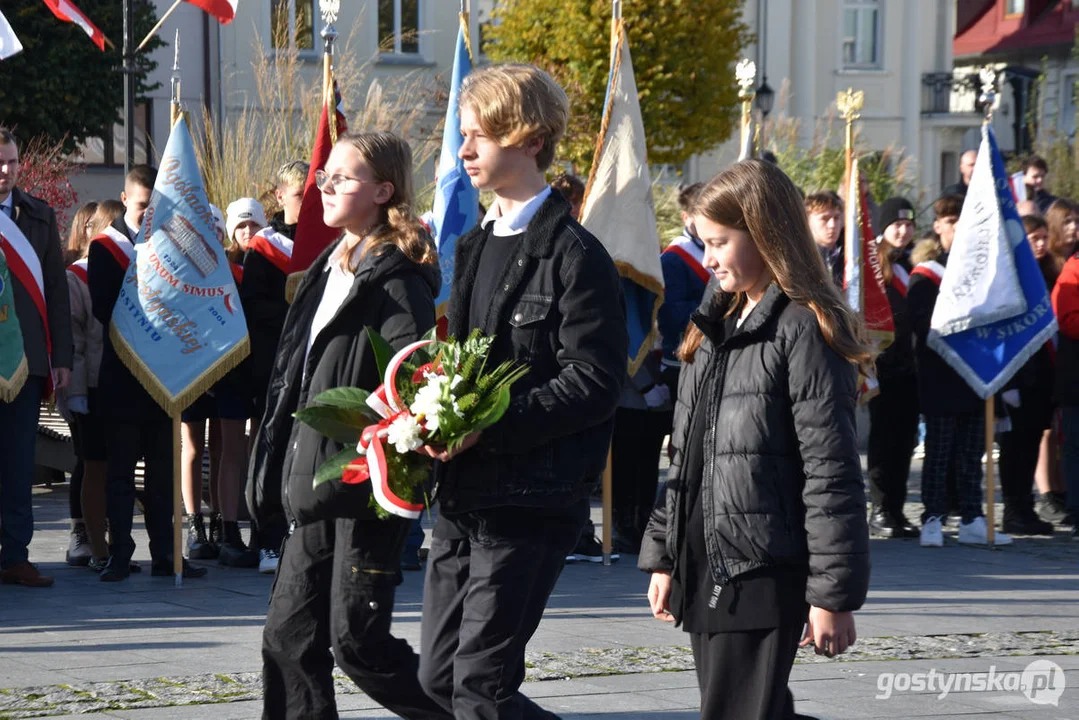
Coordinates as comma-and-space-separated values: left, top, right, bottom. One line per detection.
0, 128, 72, 588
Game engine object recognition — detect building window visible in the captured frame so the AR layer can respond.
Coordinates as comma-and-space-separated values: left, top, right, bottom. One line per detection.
271, 0, 316, 52
842, 0, 881, 70
379, 0, 421, 55
1005, 0, 1025, 16
73, 102, 153, 168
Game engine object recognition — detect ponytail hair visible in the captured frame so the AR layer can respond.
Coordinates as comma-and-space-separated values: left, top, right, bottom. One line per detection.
335, 131, 437, 273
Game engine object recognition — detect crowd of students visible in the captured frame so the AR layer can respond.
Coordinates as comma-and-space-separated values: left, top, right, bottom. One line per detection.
804, 157, 1079, 547
52, 160, 317, 579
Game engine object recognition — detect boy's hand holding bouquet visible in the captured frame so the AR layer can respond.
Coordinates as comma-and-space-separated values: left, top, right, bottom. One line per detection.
294, 328, 527, 519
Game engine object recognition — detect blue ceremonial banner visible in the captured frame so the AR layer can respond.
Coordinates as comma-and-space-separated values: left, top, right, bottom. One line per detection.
431, 21, 478, 318
927, 123, 1057, 398
109, 117, 249, 416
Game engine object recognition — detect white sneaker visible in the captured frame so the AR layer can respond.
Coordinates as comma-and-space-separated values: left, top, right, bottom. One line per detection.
258, 548, 279, 574
920, 516, 944, 547
958, 516, 1013, 545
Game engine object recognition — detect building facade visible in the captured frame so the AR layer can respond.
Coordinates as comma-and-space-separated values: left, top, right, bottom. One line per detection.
694, 0, 981, 199
71, 0, 465, 204
954, 0, 1079, 156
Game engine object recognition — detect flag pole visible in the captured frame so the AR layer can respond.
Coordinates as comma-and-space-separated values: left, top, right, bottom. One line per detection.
137, 0, 183, 53
320, 0, 340, 142
170, 32, 184, 586
601, 0, 621, 567
979, 68, 998, 547
735, 59, 756, 160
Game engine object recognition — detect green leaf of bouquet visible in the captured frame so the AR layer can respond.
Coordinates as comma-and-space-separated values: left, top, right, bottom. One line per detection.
422, 326, 439, 343
366, 326, 395, 378
310, 387, 379, 417
294, 406, 366, 443
470, 386, 513, 431
312, 446, 362, 489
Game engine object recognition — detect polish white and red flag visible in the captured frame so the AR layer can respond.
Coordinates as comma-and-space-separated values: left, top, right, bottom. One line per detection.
184, 0, 239, 24
41, 0, 107, 51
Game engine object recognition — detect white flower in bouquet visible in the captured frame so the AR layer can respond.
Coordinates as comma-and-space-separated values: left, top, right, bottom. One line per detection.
386, 413, 425, 454
410, 373, 466, 432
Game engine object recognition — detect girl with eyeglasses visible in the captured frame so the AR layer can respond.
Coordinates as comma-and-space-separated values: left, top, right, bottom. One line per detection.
249, 131, 449, 720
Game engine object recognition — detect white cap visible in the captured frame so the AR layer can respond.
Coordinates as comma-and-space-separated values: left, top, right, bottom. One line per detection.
226, 198, 268, 242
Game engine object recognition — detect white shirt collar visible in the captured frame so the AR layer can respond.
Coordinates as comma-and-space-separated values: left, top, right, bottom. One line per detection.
0, 194, 13, 215
324, 235, 362, 275
480, 186, 552, 237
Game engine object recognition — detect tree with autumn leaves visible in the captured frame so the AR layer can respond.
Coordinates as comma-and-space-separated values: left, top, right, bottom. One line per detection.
484, 0, 751, 172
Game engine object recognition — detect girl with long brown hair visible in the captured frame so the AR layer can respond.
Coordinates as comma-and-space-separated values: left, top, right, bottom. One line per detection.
64, 201, 98, 266
249, 131, 447, 720
1047, 198, 1079, 269
639, 159, 871, 720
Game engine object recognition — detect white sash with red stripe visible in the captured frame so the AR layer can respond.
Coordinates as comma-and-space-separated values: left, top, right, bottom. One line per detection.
663, 234, 709, 284
249, 228, 294, 273
911, 260, 945, 287
0, 210, 49, 358
890, 264, 910, 297
68, 257, 89, 285
92, 226, 135, 270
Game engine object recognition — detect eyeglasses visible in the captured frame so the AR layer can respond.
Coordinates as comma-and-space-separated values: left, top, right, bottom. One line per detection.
314, 170, 369, 194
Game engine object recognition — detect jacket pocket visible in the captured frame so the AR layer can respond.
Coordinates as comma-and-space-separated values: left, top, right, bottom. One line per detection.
509, 294, 553, 360
509, 294, 554, 328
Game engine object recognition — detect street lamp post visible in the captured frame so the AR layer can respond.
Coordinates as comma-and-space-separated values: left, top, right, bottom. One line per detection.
755, 76, 775, 151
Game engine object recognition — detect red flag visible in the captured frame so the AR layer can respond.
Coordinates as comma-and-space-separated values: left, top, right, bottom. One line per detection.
42, 0, 106, 50
183, 0, 238, 24
289, 83, 348, 274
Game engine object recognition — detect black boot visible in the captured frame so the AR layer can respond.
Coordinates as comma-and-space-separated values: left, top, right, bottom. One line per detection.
187, 514, 218, 560
1002, 506, 1054, 536
218, 521, 258, 568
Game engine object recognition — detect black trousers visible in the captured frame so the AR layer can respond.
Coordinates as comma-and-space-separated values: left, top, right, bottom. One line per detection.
999, 395, 1052, 515
261, 516, 449, 720
866, 374, 920, 517
419, 504, 587, 719
611, 407, 671, 545
922, 413, 984, 523
104, 414, 174, 563
690, 614, 804, 720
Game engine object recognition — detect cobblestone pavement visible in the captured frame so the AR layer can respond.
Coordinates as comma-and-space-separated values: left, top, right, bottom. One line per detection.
2, 462, 1077, 719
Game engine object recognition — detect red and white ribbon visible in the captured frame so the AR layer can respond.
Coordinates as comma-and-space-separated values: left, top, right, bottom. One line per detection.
341, 339, 436, 520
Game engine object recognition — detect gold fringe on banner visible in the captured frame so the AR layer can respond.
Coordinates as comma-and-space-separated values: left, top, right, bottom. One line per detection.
460, 12, 474, 62
110, 321, 251, 417
580, 21, 625, 210
0, 356, 28, 403
285, 271, 304, 305
617, 260, 664, 376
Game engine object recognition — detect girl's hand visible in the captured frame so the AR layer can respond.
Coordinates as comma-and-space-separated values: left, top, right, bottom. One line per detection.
648, 572, 675, 623
420, 431, 482, 462
799, 606, 856, 657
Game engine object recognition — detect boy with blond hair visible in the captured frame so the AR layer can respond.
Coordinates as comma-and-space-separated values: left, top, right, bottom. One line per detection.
418, 64, 627, 718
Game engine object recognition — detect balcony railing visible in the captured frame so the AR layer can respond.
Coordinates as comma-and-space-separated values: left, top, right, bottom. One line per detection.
922, 72, 983, 115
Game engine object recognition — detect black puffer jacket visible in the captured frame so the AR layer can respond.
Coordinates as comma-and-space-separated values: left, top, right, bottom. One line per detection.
638, 284, 871, 613
434, 191, 628, 513
247, 239, 438, 528
242, 214, 295, 417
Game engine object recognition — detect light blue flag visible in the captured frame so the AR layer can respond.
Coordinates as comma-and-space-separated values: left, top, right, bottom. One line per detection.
431, 22, 478, 318
109, 117, 250, 416
927, 123, 1057, 398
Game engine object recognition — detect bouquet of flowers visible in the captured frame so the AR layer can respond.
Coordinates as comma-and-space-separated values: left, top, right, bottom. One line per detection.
295, 328, 528, 519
